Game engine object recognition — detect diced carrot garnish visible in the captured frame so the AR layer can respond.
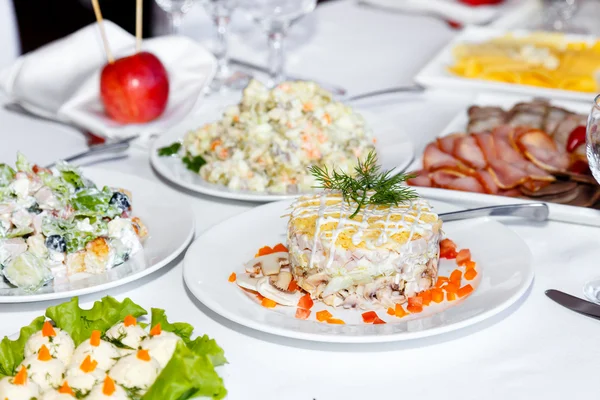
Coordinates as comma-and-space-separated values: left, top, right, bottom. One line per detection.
387, 307, 396, 316
13, 366, 27, 385
137, 349, 151, 361
458, 284, 474, 298
316, 310, 333, 322
37, 345, 52, 361
89, 330, 101, 347
303, 102, 314, 112
456, 249, 472, 266
419, 290, 432, 306
58, 381, 74, 395
450, 269, 462, 284
323, 113, 332, 125
297, 293, 314, 310
443, 282, 459, 294
395, 304, 408, 318
295, 308, 311, 320
447, 292, 457, 301
228, 272, 236, 282
261, 298, 277, 308
435, 277, 448, 287
465, 260, 477, 270
408, 296, 423, 308
464, 269, 478, 281
373, 317, 386, 324
80, 355, 98, 373
210, 139, 222, 151
361, 311, 378, 324
256, 246, 273, 257
272, 243, 288, 253
150, 323, 162, 336
42, 321, 56, 337
407, 304, 423, 313
326, 318, 345, 325
287, 280, 299, 292
103, 376, 116, 396
123, 315, 137, 327
431, 288, 444, 303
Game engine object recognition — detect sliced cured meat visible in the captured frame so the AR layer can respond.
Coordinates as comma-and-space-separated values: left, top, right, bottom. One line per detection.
515, 129, 570, 172
520, 180, 577, 197
474, 170, 499, 194
544, 106, 572, 135
520, 180, 552, 193
507, 101, 547, 130
473, 132, 497, 162
513, 160, 555, 182
487, 159, 530, 189
423, 143, 471, 173
406, 171, 432, 187
568, 185, 600, 207
445, 176, 486, 193
437, 133, 465, 154
494, 136, 526, 163
452, 135, 487, 169
467, 106, 506, 134
551, 114, 586, 152
429, 170, 460, 188
491, 125, 513, 144
498, 188, 522, 197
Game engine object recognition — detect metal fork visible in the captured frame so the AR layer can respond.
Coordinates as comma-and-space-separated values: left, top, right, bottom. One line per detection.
439, 203, 550, 222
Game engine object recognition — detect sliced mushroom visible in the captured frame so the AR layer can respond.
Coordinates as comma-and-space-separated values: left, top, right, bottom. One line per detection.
236, 274, 259, 291
269, 271, 293, 292
256, 276, 301, 306
244, 252, 289, 276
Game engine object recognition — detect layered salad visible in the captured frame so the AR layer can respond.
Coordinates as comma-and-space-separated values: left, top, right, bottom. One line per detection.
159, 79, 376, 193
0, 154, 147, 292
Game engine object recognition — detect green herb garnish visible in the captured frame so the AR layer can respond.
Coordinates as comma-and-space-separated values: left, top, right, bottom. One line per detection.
309, 150, 418, 218
182, 155, 207, 173
157, 142, 182, 156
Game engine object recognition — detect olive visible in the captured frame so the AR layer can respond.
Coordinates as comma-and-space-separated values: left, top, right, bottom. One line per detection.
109, 192, 131, 211
45, 235, 66, 253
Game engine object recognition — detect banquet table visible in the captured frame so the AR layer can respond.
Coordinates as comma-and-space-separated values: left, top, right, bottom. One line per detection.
1, 1, 598, 399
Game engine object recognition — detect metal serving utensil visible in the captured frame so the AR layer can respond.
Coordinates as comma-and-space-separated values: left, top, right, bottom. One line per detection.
44, 136, 136, 168
439, 203, 549, 222
545, 289, 600, 320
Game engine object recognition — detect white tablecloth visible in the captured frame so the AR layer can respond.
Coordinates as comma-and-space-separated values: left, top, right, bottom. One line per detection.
0, 1, 597, 399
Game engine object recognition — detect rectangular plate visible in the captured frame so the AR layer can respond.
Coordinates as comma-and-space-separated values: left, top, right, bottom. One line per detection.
414, 26, 599, 103
409, 92, 600, 227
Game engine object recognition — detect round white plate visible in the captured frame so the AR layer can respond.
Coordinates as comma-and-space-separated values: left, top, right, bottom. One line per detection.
0, 168, 195, 303
183, 199, 534, 343
150, 108, 414, 202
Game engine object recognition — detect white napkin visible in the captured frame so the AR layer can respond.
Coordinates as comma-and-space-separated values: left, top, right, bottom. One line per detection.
358, 0, 522, 26
0, 21, 216, 141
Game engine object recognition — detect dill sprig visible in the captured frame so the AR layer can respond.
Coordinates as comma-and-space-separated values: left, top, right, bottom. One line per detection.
309, 150, 418, 218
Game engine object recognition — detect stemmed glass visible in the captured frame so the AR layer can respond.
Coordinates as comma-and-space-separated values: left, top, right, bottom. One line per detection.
583, 94, 600, 302
155, 0, 197, 34
238, 0, 317, 87
200, 0, 251, 92
538, 0, 585, 33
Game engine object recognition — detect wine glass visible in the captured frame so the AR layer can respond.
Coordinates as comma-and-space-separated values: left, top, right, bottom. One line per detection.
155, 0, 196, 34
238, 0, 316, 87
583, 94, 600, 302
200, 0, 251, 92
538, 0, 585, 33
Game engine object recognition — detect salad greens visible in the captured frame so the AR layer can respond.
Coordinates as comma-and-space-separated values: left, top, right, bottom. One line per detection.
157, 142, 182, 157
182, 155, 207, 173
0, 316, 45, 377
0, 164, 15, 187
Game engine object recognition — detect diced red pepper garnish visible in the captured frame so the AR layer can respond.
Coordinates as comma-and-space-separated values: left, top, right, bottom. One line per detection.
431, 288, 444, 303
450, 269, 463, 284
447, 292, 457, 301
316, 310, 332, 322
228, 272, 236, 282
408, 296, 423, 308
407, 304, 423, 313
387, 307, 396, 316
373, 317, 386, 324
566, 125, 586, 153
256, 246, 274, 256
458, 284, 474, 298
464, 261, 476, 270
295, 308, 311, 320
419, 290, 432, 306
443, 282, 460, 294
297, 293, 314, 310
261, 298, 277, 308
326, 318, 345, 325
361, 311, 379, 323
287, 280, 299, 292
272, 243, 288, 253
435, 277, 449, 287
464, 269, 478, 280
456, 249, 472, 266
395, 304, 408, 318
440, 239, 458, 259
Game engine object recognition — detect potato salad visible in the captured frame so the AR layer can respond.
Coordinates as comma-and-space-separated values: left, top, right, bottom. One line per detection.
160, 80, 376, 193
0, 154, 147, 292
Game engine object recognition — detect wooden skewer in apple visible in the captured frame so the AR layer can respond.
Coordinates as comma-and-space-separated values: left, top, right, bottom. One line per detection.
92, 0, 170, 124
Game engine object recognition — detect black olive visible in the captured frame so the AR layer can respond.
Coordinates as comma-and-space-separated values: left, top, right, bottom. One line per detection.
109, 192, 131, 211
45, 235, 66, 253
27, 203, 42, 214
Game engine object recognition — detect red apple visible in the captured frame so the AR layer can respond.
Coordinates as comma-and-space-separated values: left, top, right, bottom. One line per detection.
100, 51, 169, 124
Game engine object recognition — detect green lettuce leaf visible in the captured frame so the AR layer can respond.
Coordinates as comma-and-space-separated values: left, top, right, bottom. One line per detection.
0, 316, 45, 377
157, 142, 182, 157
182, 155, 206, 173
142, 341, 227, 400
0, 164, 15, 187
45, 296, 147, 345
56, 162, 86, 190
15, 152, 31, 173
150, 308, 226, 366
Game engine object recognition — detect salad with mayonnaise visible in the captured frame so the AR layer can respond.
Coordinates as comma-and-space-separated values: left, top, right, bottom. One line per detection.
0, 154, 147, 292
158, 80, 376, 193
0, 296, 227, 400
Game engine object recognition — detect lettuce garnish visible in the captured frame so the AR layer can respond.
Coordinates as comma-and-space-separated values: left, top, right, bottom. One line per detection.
0, 316, 45, 377
45, 296, 147, 345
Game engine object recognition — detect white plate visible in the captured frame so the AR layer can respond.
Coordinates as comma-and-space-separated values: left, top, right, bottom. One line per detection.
183, 198, 533, 343
0, 168, 195, 303
409, 92, 600, 227
415, 26, 599, 103
149, 109, 414, 202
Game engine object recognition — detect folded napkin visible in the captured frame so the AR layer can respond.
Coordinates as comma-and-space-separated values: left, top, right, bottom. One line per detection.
358, 0, 520, 26
0, 21, 216, 141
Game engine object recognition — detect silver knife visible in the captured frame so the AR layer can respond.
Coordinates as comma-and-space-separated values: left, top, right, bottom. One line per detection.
439, 203, 549, 222
545, 289, 600, 320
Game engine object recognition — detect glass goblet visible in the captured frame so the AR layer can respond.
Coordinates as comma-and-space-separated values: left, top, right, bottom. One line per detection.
155, 0, 196, 34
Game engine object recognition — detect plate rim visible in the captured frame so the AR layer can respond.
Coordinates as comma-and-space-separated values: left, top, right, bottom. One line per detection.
183, 199, 534, 343
0, 167, 196, 303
